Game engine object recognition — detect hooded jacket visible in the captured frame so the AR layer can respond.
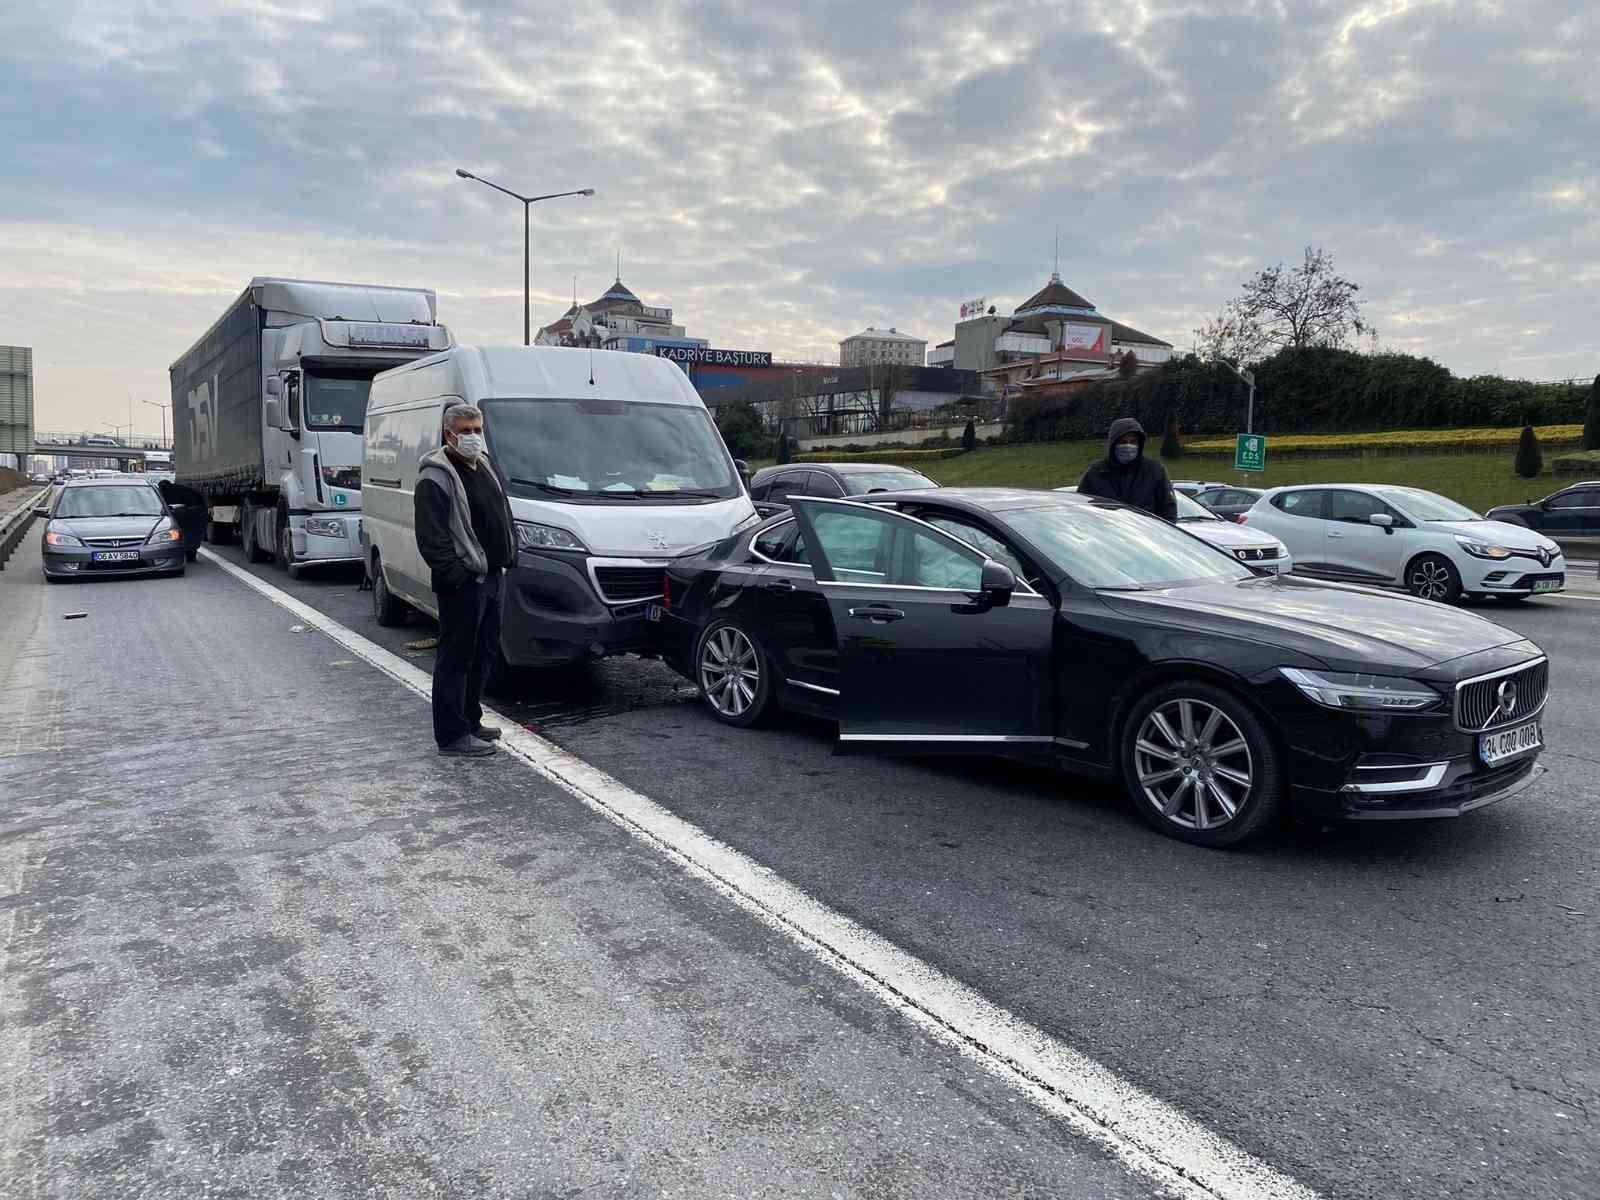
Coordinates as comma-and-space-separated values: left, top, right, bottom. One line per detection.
414, 446, 517, 594
1076, 417, 1178, 521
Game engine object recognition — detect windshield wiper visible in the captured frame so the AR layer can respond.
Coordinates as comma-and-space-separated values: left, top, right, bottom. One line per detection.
510, 478, 578, 497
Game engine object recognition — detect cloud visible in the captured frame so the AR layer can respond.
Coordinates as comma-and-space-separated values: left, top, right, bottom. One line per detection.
0, 0, 1596, 435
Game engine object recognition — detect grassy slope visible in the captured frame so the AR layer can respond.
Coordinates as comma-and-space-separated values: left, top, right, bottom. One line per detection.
754, 441, 1567, 513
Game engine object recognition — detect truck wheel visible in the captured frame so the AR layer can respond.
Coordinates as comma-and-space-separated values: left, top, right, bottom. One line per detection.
206, 519, 234, 546
242, 508, 271, 563
371, 555, 407, 627
275, 516, 294, 573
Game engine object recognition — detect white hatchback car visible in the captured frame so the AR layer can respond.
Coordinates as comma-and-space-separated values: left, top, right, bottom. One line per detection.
1242, 484, 1565, 604
1054, 488, 1293, 572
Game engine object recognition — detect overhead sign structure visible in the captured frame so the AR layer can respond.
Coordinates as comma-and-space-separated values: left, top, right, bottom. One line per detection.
0, 345, 33, 458
959, 298, 988, 320
653, 346, 773, 367
1235, 433, 1267, 473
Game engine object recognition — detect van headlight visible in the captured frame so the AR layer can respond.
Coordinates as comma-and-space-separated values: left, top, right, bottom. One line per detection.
516, 521, 587, 552
1280, 667, 1440, 711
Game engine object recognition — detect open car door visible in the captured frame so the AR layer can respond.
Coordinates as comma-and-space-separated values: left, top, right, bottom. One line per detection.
157, 480, 209, 559
787, 497, 1056, 754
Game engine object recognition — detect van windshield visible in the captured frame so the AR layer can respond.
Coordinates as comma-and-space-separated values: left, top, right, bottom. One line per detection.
483, 397, 741, 502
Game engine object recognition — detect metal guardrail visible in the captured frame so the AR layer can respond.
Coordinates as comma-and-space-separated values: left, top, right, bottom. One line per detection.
0, 487, 47, 571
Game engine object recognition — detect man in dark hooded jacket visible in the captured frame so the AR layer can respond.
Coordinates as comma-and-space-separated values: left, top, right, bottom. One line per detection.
1077, 417, 1177, 521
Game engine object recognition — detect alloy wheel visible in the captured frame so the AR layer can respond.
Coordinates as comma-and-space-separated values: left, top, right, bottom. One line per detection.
1133, 698, 1254, 831
1409, 558, 1454, 601
699, 626, 760, 718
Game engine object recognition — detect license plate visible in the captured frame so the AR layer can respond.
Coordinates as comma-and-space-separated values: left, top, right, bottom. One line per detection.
1479, 720, 1541, 766
1532, 578, 1563, 594
644, 603, 664, 623
91, 550, 140, 562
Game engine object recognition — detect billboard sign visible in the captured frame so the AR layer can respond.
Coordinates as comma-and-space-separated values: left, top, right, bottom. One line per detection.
0, 345, 34, 456
1058, 323, 1109, 360
959, 298, 988, 320
653, 346, 773, 367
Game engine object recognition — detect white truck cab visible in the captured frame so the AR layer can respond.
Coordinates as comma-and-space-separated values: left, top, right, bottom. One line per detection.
362, 344, 758, 668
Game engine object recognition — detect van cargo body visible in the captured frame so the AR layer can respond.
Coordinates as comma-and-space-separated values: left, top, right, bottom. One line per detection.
169, 277, 451, 573
362, 345, 758, 669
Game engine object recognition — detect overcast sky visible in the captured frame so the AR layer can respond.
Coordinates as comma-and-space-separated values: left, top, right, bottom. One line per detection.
2, 0, 1596, 439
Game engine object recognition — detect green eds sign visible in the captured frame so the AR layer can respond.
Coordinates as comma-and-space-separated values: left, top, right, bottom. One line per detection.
1235, 434, 1266, 473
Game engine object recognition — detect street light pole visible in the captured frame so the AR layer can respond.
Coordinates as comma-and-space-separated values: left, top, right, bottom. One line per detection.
454, 169, 595, 346
142, 399, 170, 445
1216, 358, 1257, 434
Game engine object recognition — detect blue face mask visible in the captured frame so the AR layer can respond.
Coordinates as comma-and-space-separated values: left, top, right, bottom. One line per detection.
1114, 443, 1140, 464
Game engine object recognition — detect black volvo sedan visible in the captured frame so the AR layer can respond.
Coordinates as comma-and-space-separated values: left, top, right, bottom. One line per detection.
654, 489, 1549, 847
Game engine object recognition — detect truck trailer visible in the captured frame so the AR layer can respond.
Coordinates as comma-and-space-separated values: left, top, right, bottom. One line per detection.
169, 277, 452, 573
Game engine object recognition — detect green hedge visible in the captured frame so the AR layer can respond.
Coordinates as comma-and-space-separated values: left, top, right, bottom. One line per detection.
1005, 349, 1590, 445
1552, 449, 1600, 475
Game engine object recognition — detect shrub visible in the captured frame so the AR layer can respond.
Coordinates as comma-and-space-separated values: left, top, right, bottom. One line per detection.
1184, 424, 1582, 456
1585, 375, 1600, 451
962, 419, 977, 451
1552, 449, 1600, 475
713, 400, 767, 460
1160, 414, 1183, 459
1514, 422, 1543, 478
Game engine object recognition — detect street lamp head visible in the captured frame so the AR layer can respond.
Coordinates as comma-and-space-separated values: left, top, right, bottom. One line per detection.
581, 188, 596, 196
454, 168, 475, 180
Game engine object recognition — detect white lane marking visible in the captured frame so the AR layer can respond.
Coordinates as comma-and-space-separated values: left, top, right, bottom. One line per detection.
199, 548, 1317, 1200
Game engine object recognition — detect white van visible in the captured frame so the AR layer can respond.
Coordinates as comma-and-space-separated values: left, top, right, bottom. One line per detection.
361, 345, 758, 668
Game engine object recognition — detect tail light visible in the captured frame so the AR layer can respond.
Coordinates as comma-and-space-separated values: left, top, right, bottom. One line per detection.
661, 571, 671, 610
1237, 515, 1248, 524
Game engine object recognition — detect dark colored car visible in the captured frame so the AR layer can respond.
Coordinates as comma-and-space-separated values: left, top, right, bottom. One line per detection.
1486, 481, 1600, 558
38, 479, 191, 581
748, 462, 939, 517
655, 489, 1548, 847
1170, 478, 1231, 498
1191, 485, 1263, 523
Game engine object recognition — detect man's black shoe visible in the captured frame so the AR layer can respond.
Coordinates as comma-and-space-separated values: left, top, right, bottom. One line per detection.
438, 735, 495, 758
474, 725, 503, 741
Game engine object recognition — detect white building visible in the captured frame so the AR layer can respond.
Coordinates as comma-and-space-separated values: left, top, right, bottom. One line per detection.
839, 326, 927, 368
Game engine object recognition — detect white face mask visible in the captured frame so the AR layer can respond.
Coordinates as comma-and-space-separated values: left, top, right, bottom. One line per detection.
452, 432, 485, 461
1113, 442, 1140, 464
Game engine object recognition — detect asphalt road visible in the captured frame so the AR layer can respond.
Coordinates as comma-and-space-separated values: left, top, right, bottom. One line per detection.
6, 535, 1599, 1198
204, 545, 1600, 1199
0, 531, 1177, 1198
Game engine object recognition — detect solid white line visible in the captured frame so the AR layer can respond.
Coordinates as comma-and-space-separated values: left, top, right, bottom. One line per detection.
199, 548, 1318, 1200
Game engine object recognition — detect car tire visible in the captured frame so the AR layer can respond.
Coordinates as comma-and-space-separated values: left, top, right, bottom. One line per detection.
1405, 553, 1463, 604
371, 555, 407, 627
694, 618, 773, 727
1120, 680, 1283, 848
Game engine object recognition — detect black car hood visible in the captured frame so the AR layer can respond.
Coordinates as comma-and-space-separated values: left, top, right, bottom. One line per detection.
1098, 574, 1528, 674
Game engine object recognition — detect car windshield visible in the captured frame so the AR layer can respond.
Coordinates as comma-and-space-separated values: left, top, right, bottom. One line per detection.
55, 486, 164, 518
1174, 492, 1222, 522
303, 370, 373, 431
485, 397, 740, 501
1006, 502, 1253, 589
1374, 488, 1480, 522
842, 469, 939, 495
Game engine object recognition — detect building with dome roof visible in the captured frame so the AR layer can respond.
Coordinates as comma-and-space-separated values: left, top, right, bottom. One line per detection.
927, 270, 1172, 389
534, 275, 707, 356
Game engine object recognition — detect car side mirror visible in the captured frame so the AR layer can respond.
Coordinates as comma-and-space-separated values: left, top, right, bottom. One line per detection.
32, 506, 50, 519
734, 458, 751, 489
265, 398, 282, 429
981, 559, 1017, 602
1369, 512, 1395, 532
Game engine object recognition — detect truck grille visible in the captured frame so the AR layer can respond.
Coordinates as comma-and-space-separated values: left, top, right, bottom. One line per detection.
1455, 659, 1548, 732
592, 566, 664, 605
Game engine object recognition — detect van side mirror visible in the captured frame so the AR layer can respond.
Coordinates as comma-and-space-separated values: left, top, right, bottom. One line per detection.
265, 398, 282, 429
734, 458, 751, 489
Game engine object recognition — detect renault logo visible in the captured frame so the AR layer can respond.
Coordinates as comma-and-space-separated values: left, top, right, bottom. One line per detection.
1537, 547, 1551, 567
1496, 679, 1519, 719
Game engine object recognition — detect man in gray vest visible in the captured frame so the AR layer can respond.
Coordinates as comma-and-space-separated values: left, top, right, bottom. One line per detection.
415, 403, 517, 756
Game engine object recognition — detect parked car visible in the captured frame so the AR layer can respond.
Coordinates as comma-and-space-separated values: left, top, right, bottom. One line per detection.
1056, 487, 1293, 573
1485, 481, 1600, 559
1171, 478, 1231, 498
1242, 485, 1564, 604
1190, 485, 1263, 522
37, 478, 190, 581
654, 488, 1548, 846
748, 462, 939, 516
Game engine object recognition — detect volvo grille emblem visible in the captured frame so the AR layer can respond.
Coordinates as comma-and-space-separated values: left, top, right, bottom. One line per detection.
1496, 679, 1518, 719
646, 529, 671, 551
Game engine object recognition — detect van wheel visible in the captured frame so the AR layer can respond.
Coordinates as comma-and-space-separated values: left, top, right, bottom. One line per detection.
371, 555, 407, 627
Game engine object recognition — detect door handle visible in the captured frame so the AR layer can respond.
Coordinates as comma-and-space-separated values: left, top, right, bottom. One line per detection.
763, 578, 797, 593
1328, 531, 1344, 538
848, 605, 905, 623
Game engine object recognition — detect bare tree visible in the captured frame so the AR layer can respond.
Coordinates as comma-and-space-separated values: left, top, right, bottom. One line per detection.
1197, 247, 1373, 365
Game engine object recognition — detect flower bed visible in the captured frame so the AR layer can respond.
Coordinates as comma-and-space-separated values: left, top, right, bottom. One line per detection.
1184, 425, 1584, 457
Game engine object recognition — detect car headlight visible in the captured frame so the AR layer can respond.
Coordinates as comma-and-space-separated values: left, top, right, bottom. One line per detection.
1280, 667, 1440, 711
1454, 534, 1512, 560
45, 530, 83, 547
144, 521, 182, 545
304, 516, 347, 537
515, 520, 587, 552
1540, 540, 1562, 557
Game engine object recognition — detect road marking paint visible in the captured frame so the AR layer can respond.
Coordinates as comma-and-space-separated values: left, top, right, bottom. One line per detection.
199, 548, 1317, 1200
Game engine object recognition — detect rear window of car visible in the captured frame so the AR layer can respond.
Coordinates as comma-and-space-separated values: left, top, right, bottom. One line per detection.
840, 469, 939, 495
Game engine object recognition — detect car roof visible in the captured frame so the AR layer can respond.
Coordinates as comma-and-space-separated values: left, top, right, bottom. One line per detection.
860, 486, 1095, 515
755, 461, 932, 475
61, 476, 154, 488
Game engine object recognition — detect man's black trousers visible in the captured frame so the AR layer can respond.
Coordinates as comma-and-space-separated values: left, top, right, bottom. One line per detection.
433, 570, 503, 747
